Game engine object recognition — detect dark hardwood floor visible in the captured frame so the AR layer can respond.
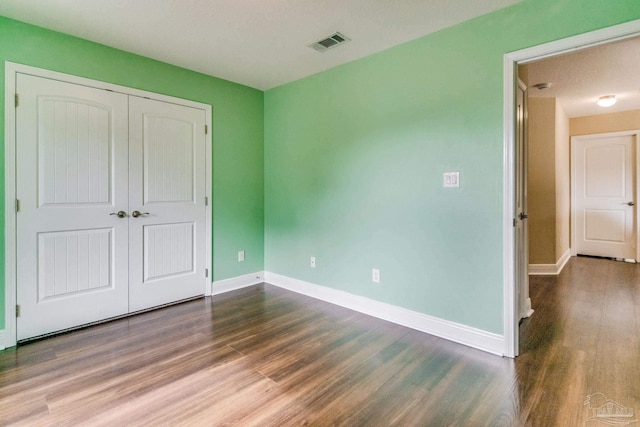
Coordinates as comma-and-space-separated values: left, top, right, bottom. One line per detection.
1, 256, 639, 426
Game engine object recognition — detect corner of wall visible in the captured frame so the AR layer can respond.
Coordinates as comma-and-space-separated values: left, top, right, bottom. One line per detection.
555, 101, 571, 261
211, 271, 264, 295
529, 249, 571, 275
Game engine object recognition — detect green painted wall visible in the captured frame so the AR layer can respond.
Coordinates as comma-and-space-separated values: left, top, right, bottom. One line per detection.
4, 1, 640, 339
265, 0, 640, 334
0, 17, 265, 329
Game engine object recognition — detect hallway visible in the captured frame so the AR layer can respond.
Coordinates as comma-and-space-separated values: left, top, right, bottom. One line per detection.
519, 256, 640, 425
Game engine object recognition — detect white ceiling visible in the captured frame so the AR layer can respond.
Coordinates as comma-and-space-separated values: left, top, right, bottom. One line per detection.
0, 0, 521, 90
526, 36, 640, 118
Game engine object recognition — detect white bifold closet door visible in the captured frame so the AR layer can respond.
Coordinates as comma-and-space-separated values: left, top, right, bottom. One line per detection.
16, 74, 206, 341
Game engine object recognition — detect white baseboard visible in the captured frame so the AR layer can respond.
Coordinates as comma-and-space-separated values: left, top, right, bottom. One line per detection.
264, 272, 505, 356
211, 271, 264, 296
522, 297, 534, 319
529, 249, 571, 276
0, 329, 5, 351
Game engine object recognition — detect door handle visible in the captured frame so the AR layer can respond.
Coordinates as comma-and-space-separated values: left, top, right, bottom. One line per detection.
131, 210, 150, 218
518, 212, 528, 220
628, 202, 635, 206
110, 211, 127, 218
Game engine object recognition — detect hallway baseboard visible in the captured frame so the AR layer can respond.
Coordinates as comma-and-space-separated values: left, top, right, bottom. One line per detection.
529, 249, 571, 276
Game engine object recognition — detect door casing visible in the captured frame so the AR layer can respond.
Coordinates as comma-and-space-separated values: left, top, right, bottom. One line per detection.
503, 19, 640, 358
4, 62, 213, 348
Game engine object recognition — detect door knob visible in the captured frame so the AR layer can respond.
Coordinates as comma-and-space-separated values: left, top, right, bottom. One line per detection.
110, 211, 127, 218
628, 201, 635, 206
131, 210, 150, 218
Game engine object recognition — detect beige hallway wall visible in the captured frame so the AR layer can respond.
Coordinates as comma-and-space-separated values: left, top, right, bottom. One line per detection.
528, 98, 557, 265
528, 97, 570, 266
571, 109, 640, 135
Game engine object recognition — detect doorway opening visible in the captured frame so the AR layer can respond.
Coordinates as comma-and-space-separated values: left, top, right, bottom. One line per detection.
503, 19, 640, 357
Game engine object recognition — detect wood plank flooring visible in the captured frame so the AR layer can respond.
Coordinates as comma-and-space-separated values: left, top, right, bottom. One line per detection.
1, 256, 639, 426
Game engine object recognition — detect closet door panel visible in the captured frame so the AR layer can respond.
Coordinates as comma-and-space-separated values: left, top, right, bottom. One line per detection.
16, 74, 129, 340
128, 96, 207, 312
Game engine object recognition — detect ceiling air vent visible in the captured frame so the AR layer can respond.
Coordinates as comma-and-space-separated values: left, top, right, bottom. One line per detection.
309, 32, 351, 53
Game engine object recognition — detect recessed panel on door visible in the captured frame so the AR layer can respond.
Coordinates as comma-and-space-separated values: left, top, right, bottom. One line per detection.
38, 228, 113, 300
144, 222, 195, 281
585, 145, 626, 198
584, 210, 626, 243
16, 74, 129, 340
39, 99, 112, 206
144, 117, 194, 204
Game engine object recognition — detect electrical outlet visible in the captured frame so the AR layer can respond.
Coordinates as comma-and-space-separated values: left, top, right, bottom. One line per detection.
238, 250, 245, 262
310, 256, 316, 268
372, 268, 380, 283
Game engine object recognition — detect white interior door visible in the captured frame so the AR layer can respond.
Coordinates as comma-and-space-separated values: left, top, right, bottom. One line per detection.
128, 96, 207, 312
573, 133, 637, 260
16, 74, 130, 340
515, 80, 532, 321
15, 74, 208, 341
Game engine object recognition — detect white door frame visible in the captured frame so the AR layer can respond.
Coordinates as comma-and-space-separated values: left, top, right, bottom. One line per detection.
570, 130, 640, 260
4, 62, 213, 348
503, 19, 640, 358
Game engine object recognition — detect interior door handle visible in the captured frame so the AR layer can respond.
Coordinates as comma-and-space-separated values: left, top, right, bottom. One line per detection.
131, 210, 150, 218
110, 211, 127, 218
518, 212, 528, 220
628, 202, 635, 206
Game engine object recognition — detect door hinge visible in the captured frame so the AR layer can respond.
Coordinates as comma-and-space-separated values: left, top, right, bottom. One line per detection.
15, 94, 19, 107
205, 268, 209, 278
205, 196, 208, 206
16, 305, 20, 317
16, 199, 20, 213
513, 218, 516, 227
205, 124, 208, 135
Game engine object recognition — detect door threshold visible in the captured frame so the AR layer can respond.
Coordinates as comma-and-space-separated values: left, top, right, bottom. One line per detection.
576, 254, 636, 263
17, 295, 205, 345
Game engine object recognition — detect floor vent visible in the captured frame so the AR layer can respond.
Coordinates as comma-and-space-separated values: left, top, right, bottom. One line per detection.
309, 32, 351, 52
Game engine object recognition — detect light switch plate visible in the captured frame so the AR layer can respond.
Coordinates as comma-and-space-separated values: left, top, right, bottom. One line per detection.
443, 172, 460, 188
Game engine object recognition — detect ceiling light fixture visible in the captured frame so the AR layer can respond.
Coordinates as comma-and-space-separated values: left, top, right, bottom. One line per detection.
532, 82, 552, 90
597, 95, 617, 107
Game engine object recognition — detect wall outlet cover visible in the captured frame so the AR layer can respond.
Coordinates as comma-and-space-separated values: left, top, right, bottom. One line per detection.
372, 268, 380, 283
238, 250, 245, 262
310, 256, 316, 268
